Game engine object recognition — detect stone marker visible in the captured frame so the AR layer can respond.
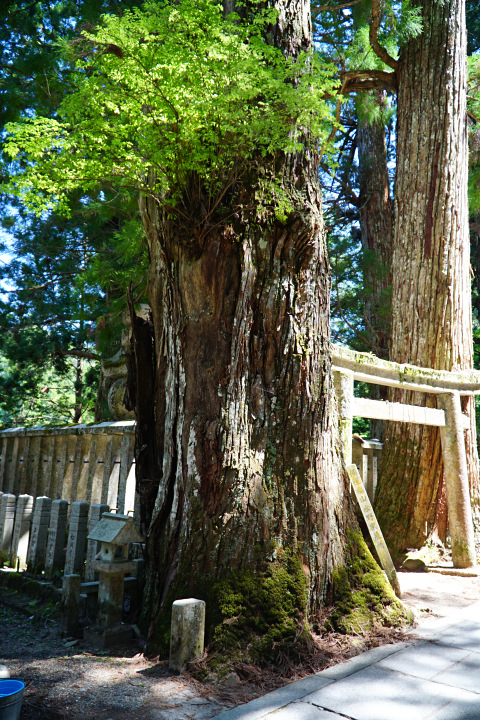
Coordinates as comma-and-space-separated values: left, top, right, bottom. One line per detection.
26, 496, 52, 573
45, 499, 69, 579
61, 573, 81, 636
84, 503, 109, 582
0, 493, 16, 560
64, 501, 89, 576
10, 494, 33, 569
169, 598, 206, 673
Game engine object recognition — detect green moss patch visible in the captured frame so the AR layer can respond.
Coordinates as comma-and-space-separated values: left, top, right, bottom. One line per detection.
210, 551, 309, 665
326, 531, 412, 635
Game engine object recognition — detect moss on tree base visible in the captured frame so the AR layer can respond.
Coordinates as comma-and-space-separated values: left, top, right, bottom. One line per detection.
326, 530, 412, 634
143, 534, 411, 670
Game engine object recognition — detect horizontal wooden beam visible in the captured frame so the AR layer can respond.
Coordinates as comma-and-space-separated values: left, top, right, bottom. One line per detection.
332, 345, 480, 394
352, 397, 446, 425
352, 397, 470, 429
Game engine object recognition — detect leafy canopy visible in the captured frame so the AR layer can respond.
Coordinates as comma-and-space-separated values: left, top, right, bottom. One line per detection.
4, 0, 338, 219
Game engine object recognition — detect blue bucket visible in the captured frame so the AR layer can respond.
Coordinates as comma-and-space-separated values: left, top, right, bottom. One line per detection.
0, 680, 24, 720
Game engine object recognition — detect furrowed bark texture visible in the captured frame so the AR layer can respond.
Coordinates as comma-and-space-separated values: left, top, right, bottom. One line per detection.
129, 0, 352, 651
375, 0, 480, 551
356, 92, 393, 440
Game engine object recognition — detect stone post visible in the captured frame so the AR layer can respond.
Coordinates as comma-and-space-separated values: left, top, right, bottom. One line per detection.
84, 503, 109, 581
45, 499, 69, 579
0, 493, 16, 562
26, 496, 52, 574
64, 501, 89, 576
438, 391, 477, 568
333, 369, 354, 465
61, 574, 81, 637
10, 494, 33, 569
169, 599, 206, 673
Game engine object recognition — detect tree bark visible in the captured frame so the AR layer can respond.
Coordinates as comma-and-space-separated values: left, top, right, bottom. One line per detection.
374, 0, 480, 552
356, 92, 393, 440
127, 0, 357, 655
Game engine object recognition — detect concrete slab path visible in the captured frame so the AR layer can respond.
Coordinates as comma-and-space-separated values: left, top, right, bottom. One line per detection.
214, 600, 480, 720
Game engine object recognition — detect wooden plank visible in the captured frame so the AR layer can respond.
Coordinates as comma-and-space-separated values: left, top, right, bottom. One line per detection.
42, 436, 55, 498
29, 436, 41, 499
6, 437, 20, 494
101, 437, 115, 506
347, 464, 401, 598
116, 433, 131, 514
18, 436, 31, 496
85, 434, 98, 505
0, 438, 8, 491
352, 397, 447, 426
333, 344, 480, 393
54, 437, 69, 500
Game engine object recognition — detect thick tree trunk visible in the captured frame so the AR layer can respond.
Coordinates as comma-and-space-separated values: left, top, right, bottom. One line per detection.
356, 92, 393, 440
126, 0, 359, 656
375, 0, 480, 552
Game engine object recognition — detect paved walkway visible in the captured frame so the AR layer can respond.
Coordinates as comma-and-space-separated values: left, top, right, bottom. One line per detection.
215, 599, 480, 720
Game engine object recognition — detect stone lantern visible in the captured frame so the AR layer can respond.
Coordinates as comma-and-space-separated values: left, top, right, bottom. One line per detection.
84, 513, 143, 649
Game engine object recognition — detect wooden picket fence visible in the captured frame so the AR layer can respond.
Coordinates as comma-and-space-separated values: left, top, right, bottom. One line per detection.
0, 421, 136, 514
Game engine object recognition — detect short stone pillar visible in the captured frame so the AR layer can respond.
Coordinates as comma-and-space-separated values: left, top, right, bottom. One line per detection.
169, 599, 206, 673
26, 496, 52, 574
0, 494, 17, 563
10, 494, 33, 569
45, 499, 69, 579
84, 503, 110, 582
61, 574, 81, 637
83, 513, 143, 649
438, 391, 477, 568
64, 501, 89, 576
333, 369, 354, 465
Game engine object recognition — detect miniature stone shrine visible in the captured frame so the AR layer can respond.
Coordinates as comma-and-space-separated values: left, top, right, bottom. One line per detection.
83, 512, 143, 649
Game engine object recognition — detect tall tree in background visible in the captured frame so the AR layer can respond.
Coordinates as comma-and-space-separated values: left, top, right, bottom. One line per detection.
374, 0, 480, 551
0, 0, 145, 426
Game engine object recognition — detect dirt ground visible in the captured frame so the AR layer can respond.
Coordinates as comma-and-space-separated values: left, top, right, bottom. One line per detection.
1, 568, 479, 720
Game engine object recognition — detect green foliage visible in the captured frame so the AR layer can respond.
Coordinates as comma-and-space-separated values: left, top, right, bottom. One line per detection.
4, 0, 339, 223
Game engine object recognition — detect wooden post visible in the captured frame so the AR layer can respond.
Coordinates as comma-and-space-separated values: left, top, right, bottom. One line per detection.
333, 369, 354, 464
437, 391, 476, 568
347, 465, 401, 597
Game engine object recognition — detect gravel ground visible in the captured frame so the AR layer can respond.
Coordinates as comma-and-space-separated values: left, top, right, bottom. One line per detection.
1, 567, 479, 720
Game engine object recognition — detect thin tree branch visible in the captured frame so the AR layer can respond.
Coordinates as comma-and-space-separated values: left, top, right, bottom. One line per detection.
369, 0, 398, 70
315, 0, 364, 13
340, 70, 397, 94
56, 349, 100, 361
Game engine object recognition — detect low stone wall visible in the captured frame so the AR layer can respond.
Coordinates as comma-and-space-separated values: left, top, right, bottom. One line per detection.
0, 421, 136, 514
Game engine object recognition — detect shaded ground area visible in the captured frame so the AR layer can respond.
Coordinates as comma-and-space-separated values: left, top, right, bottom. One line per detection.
1, 568, 478, 720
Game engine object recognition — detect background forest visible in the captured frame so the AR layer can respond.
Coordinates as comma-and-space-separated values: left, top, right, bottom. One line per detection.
0, 0, 479, 430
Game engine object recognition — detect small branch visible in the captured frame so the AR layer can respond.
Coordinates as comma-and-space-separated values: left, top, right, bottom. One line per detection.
315, 0, 364, 12
369, 0, 398, 70
340, 70, 397, 94
56, 349, 100, 361
321, 162, 360, 206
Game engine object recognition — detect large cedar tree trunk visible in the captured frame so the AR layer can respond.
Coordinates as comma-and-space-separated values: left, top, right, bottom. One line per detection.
127, 0, 358, 654
374, 0, 480, 552
357, 92, 393, 440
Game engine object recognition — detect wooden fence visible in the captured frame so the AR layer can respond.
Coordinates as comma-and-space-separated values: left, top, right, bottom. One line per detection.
0, 421, 136, 516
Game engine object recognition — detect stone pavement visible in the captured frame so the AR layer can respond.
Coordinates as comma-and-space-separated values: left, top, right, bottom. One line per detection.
214, 599, 480, 720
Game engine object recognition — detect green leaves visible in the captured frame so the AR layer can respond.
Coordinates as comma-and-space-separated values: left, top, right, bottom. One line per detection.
3, 0, 338, 219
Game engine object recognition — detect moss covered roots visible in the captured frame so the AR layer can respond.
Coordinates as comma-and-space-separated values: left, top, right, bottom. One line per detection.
327, 531, 411, 635
144, 535, 410, 669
